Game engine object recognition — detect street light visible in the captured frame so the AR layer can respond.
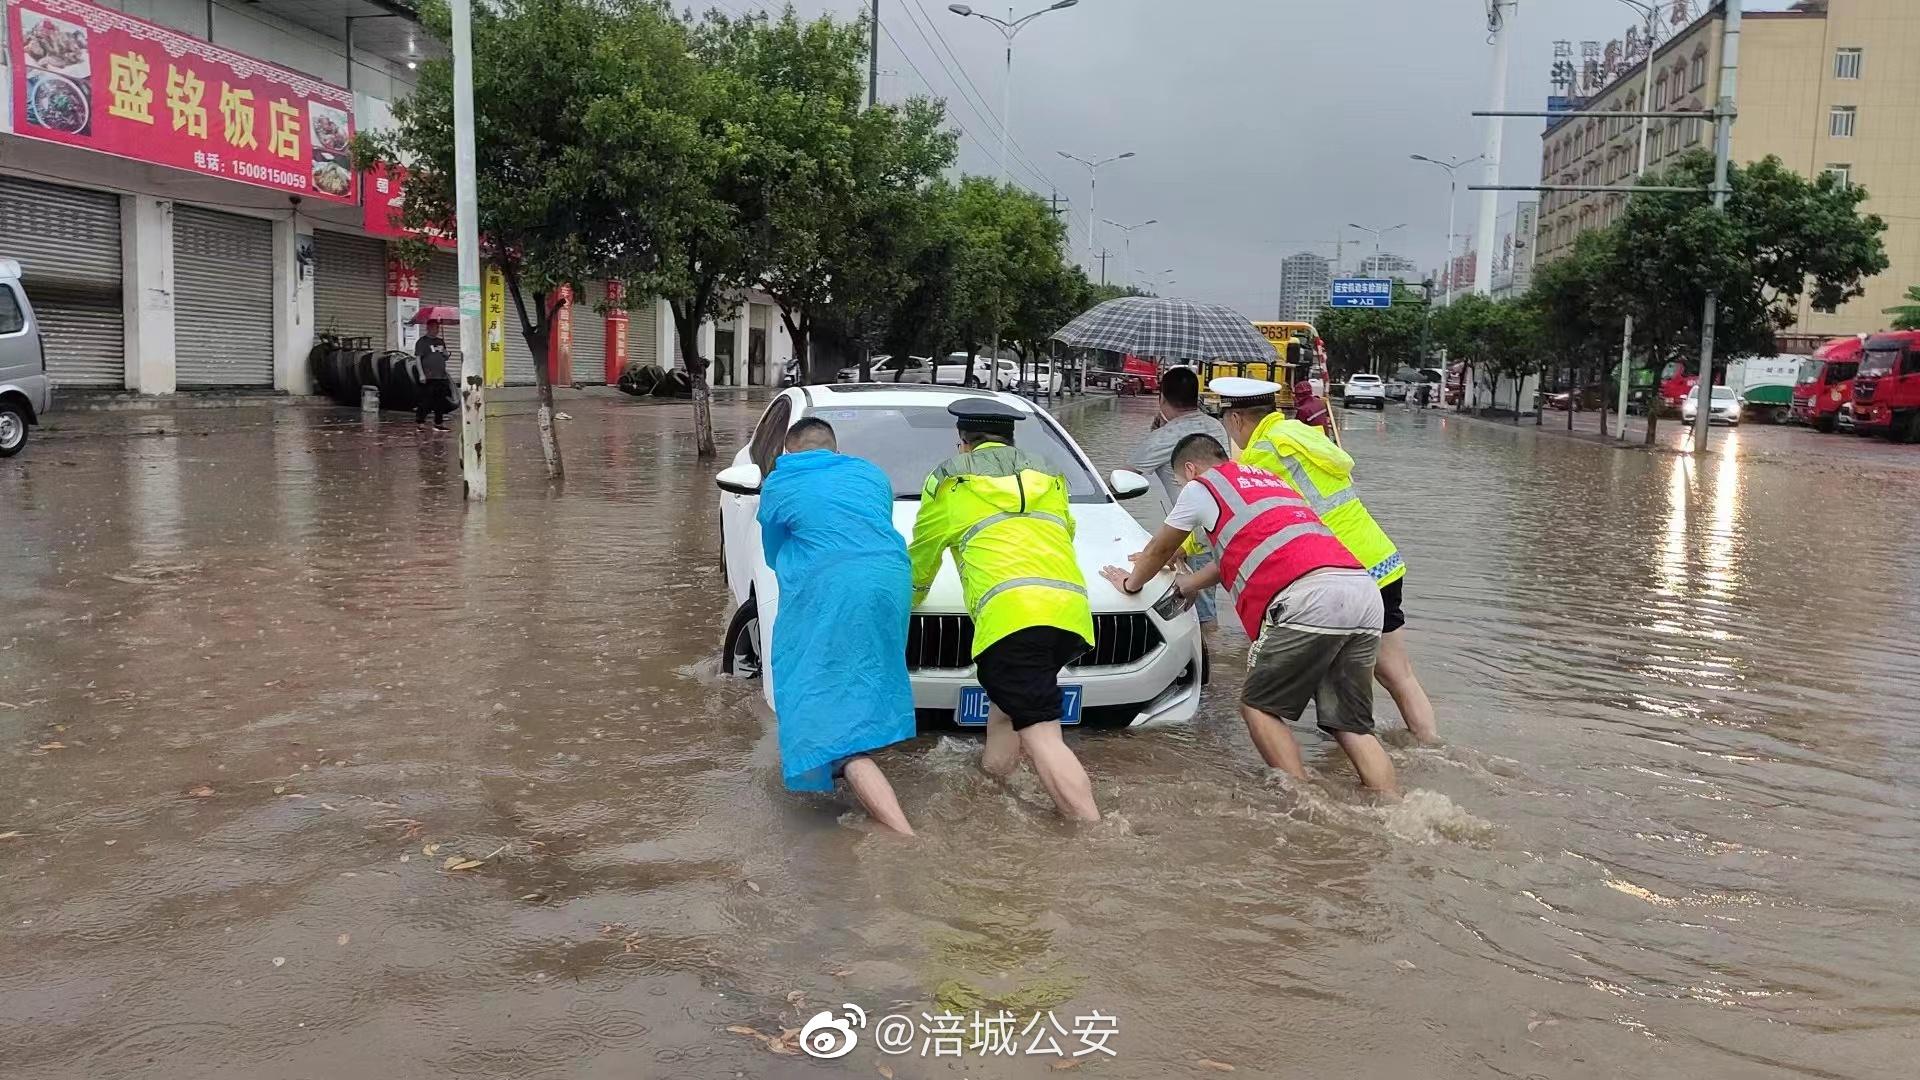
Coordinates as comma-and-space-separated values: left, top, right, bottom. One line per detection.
1610, 0, 1666, 439
1060, 150, 1136, 270
1410, 153, 1483, 306
1346, 222, 1406, 273
948, 1, 1080, 188
1101, 217, 1156, 285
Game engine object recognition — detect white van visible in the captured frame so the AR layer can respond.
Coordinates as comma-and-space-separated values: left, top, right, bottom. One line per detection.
0, 260, 51, 458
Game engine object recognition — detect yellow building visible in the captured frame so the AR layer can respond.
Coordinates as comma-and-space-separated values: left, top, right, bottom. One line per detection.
1536, 0, 1920, 340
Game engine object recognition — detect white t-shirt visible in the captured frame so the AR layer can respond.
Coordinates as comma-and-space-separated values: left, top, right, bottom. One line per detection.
1164, 478, 1222, 535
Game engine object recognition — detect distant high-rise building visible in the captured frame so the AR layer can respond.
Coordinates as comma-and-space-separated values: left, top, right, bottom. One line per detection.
1278, 252, 1332, 322
1358, 252, 1421, 283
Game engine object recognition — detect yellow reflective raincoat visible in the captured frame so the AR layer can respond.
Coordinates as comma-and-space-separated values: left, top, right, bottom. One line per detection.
1238, 413, 1406, 586
909, 442, 1095, 656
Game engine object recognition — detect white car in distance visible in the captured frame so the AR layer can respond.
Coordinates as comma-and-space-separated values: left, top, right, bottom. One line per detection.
1342, 373, 1387, 409
715, 384, 1206, 730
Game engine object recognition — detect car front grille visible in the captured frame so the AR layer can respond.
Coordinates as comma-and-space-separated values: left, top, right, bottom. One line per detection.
905, 612, 1163, 671
1854, 378, 1877, 402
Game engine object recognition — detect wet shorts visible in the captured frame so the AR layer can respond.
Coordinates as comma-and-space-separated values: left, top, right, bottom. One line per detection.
974, 626, 1089, 730
1242, 570, 1384, 736
1380, 578, 1407, 634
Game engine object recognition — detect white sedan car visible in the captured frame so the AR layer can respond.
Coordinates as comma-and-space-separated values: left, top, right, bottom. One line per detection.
716, 384, 1206, 729
1342, 373, 1387, 409
1681, 384, 1742, 426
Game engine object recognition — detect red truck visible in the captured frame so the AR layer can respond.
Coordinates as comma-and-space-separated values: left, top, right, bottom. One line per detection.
1792, 335, 1864, 433
1849, 330, 1920, 442
1116, 355, 1160, 396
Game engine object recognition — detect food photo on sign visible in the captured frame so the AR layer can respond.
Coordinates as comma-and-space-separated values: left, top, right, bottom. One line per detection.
20, 10, 91, 135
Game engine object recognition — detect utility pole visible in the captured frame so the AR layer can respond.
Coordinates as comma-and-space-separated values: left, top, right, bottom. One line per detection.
1617, 0, 1660, 441
1691, 0, 1741, 454
1474, 0, 1515, 296
1095, 248, 1113, 287
868, 0, 880, 108
450, 0, 485, 500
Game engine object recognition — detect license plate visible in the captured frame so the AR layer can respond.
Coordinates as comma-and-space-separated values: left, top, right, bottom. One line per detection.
956, 685, 1082, 726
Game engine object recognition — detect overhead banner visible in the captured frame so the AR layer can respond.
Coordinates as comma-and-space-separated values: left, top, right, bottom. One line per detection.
363, 162, 455, 248
7, 0, 356, 203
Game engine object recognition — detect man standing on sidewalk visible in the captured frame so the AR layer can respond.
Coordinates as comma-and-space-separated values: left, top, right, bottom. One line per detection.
1212, 377, 1441, 744
414, 320, 453, 429
910, 399, 1101, 822
1127, 366, 1227, 637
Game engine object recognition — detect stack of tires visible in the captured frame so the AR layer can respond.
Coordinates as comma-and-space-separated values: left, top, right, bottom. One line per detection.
616, 362, 691, 398
310, 336, 430, 411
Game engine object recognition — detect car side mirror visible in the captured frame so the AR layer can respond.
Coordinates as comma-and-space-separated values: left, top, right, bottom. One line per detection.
1109, 469, 1152, 501
716, 463, 762, 496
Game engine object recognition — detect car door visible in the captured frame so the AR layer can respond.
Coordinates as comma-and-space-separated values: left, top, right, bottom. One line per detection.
721, 395, 791, 612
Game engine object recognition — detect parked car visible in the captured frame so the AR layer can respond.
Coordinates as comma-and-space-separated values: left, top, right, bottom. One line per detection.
1681, 384, 1741, 426
836, 354, 933, 383
1019, 362, 1065, 395
1383, 377, 1410, 402
715, 384, 1205, 730
0, 260, 51, 458
1341, 373, 1386, 410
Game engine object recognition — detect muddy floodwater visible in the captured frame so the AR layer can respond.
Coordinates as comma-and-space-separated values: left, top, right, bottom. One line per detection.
4, 396, 1918, 1080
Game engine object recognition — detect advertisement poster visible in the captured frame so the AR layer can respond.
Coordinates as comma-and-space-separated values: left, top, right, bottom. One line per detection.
385, 257, 420, 300
604, 280, 628, 383
482, 266, 505, 388
7, 0, 356, 203
363, 162, 455, 248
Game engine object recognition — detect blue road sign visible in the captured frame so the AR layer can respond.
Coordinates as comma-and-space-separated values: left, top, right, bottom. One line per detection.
1329, 278, 1395, 309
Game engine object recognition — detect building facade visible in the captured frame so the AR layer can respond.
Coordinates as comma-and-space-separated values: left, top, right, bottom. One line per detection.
1536, 0, 1920, 338
1277, 251, 1331, 323
0, 0, 783, 395
1357, 252, 1420, 283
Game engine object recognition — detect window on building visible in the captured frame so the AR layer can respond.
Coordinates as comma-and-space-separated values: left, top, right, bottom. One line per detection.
1648, 124, 1664, 158
1654, 74, 1669, 109
1690, 50, 1709, 90
1830, 105, 1857, 138
1825, 164, 1852, 189
1834, 47, 1863, 81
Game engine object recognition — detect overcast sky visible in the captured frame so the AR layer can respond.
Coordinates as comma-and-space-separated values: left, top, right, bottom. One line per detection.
759, 0, 1794, 318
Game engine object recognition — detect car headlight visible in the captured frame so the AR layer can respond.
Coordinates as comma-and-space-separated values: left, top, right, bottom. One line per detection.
1152, 580, 1195, 620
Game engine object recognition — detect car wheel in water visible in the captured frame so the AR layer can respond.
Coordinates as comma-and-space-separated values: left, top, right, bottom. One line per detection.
721, 598, 762, 678
0, 402, 27, 458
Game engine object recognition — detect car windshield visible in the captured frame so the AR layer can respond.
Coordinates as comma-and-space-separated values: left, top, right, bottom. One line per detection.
803, 405, 1106, 503
1711, 386, 1736, 401
1860, 349, 1899, 377
1797, 361, 1825, 385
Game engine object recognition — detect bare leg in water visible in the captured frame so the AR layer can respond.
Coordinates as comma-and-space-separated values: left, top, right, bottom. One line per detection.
1375, 630, 1440, 743
842, 755, 913, 836
1017, 720, 1100, 822
983, 707, 1024, 776
1331, 731, 1401, 796
1240, 704, 1309, 780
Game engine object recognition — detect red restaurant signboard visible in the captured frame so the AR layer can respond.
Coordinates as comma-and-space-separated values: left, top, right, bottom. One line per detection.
363, 161, 453, 247
7, 0, 356, 204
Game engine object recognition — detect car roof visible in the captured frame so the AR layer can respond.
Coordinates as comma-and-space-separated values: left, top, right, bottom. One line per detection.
794, 383, 1042, 413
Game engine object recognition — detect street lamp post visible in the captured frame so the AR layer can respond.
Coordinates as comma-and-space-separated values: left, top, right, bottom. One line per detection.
949, 2, 1079, 188
1410, 153, 1484, 306
950, 1, 1079, 393
1346, 222, 1407, 272
1059, 150, 1135, 270
1101, 218, 1156, 285
450, 0, 485, 499
1613, 0, 1664, 440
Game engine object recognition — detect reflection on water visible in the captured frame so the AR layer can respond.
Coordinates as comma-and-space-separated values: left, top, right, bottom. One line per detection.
1, 399, 1918, 1080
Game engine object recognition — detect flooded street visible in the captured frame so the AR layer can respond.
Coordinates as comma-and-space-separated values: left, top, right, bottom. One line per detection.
4, 395, 1918, 1079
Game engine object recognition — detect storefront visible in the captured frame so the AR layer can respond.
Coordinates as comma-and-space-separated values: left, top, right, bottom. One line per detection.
312, 231, 388, 349
569, 284, 606, 385
0, 175, 123, 386
173, 206, 275, 388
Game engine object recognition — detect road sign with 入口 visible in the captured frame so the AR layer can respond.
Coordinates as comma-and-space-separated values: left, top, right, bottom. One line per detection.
1329, 278, 1395, 309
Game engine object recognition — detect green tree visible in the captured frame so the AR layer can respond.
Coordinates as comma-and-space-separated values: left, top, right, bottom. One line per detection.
1434, 293, 1540, 418
1609, 152, 1888, 361
1318, 285, 1427, 379
1884, 284, 1920, 331
944, 177, 1074, 379
362, 0, 695, 477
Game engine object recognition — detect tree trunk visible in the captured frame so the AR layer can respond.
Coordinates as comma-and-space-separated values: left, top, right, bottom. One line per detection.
670, 305, 716, 458
504, 266, 563, 479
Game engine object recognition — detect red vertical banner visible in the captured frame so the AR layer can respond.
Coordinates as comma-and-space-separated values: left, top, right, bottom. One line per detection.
385, 258, 420, 299
604, 280, 629, 382
548, 284, 573, 386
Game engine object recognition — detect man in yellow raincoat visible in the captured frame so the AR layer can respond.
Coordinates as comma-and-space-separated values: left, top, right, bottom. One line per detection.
909, 399, 1101, 821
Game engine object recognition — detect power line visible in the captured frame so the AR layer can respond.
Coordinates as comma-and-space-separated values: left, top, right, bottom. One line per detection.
902, 0, 1057, 184
887, 1, 1058, 192
875, 18, 1059, 201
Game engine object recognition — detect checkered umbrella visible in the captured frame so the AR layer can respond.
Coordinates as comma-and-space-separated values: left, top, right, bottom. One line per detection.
1051, 296, 1274, 362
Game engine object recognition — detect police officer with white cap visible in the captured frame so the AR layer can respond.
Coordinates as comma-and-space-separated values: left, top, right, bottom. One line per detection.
907, 399, 1102, 821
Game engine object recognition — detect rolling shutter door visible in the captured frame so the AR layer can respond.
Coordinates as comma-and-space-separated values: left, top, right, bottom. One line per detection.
628, 296, 658, 368
312, 231, 386, 347
174, 206, 273, 387
0, 176, 124, 387
503, 309, 536, 385
570, 283, 606, 384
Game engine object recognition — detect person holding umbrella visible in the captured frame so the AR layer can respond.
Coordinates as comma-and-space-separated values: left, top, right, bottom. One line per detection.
414, 318, 453, 429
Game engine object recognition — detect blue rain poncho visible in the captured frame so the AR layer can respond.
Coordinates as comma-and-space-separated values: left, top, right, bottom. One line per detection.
757, 449, 916, 792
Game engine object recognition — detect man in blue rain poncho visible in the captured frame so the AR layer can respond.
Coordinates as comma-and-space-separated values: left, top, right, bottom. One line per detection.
756, 418, 917, 835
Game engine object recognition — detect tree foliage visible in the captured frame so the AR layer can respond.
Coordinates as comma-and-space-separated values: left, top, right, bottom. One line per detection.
1316, 285, 1429, 378
1885, 284, 1920, 332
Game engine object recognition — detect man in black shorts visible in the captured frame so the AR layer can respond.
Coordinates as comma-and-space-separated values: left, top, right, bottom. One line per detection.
909, 399, 1101, 821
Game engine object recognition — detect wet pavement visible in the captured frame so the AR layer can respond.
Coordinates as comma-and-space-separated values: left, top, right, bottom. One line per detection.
4, 396, 1918, 1079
